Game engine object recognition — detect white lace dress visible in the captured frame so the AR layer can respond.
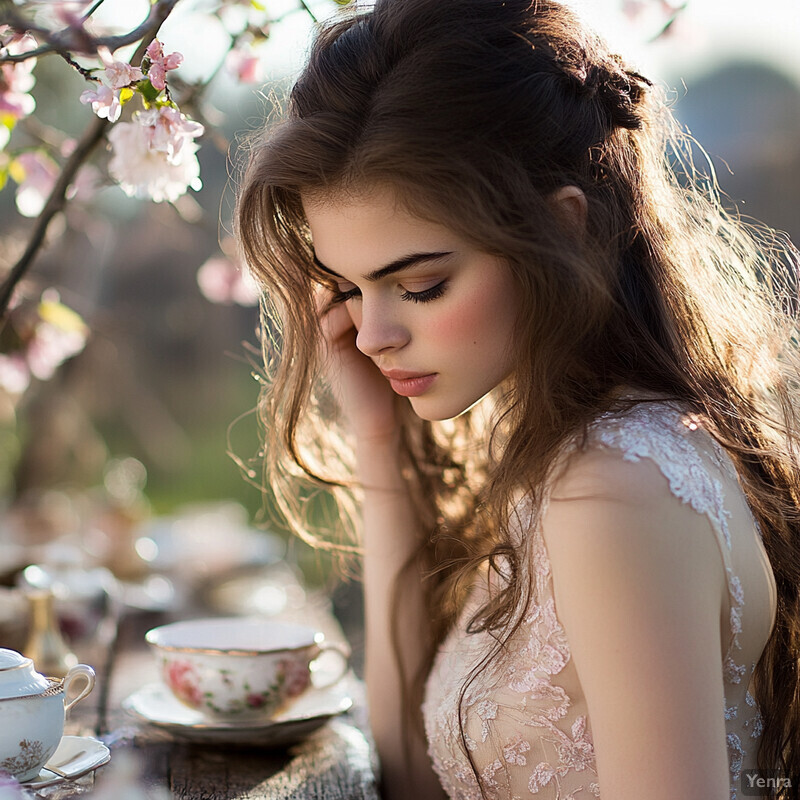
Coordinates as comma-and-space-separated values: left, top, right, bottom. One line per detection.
422, 398, 777, 800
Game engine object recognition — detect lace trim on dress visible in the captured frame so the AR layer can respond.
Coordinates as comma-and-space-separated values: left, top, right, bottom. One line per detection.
422, 400, 763, 800
584, 403, 745, 674
583, 402, 757, 798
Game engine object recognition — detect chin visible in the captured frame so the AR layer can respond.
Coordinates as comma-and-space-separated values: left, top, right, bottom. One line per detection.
407, 395, 482, 422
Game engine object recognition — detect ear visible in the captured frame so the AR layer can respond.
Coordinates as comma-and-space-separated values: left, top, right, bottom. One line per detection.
550, 185, 588, 234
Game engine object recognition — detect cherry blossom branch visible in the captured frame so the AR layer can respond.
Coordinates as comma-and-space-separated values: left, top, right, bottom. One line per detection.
297, 0, 320, 23
0, 0, 181, 64
83, 0, 109, 20
0, 0, 327, 320
0, 114, 108, 317
0, 4, 182, 319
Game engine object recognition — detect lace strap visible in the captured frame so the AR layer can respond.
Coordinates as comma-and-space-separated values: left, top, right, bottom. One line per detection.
583, 402, 745, 683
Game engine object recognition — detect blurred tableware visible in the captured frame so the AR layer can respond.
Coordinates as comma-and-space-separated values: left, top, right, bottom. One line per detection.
19, 735, 110, 788
18, 560, 117, 646
133, 504, 285, 582
0, 649, 95, 782
122, 680, 353, 746
145, 617, 349, 721
117, 574, 177, 613
201, 562, 307, 617
22, 590, 77, 678
0, 588, 28, 653
0, 541, 29, 583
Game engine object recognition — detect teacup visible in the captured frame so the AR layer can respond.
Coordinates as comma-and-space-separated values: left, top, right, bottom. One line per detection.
145, 617, 349, 721
0, 649, 95, 782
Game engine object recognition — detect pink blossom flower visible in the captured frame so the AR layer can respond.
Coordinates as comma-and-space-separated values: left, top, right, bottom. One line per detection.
80, 84, 122, 122
621, 0, 648, 20
51, 1, 91, 29
145, 39, 183, 91
96, 46, 143, 89
0, 354, 31, 395
103, 59, 144, 90
12, 151, 59, 218
26, 321, 86, 381
0, 31, 37, 121
26, 292, 88, 381
60, 138, 77, 157
225, 46, 263, 84
66, 163, 101, 202
0, 292, 88, 394
197, 255, 260, 306
144, 106, 204, 164
107, 108, 203, 203
164, 660, 202, 708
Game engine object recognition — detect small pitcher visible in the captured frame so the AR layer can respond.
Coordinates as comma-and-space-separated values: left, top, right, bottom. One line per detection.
0, 648, 95, 782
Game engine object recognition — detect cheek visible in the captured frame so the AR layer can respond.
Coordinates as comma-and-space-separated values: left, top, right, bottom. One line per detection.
346, 302, 361, 330
428, 296, 495, 347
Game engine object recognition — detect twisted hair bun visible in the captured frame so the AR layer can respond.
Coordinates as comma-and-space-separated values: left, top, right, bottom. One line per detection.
566, 57, 653, 130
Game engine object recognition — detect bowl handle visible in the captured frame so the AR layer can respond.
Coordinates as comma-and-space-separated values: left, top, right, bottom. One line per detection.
62, 663, 96, 712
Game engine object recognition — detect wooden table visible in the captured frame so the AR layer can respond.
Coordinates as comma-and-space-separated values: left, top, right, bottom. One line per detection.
31, 596, 381, 800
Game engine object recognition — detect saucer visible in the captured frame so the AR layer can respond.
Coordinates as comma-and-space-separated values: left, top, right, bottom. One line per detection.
122, 680, 353, 746
21, 735, 111, 788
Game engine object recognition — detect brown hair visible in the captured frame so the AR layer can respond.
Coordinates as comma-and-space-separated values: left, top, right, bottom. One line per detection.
235, 0, 800, 796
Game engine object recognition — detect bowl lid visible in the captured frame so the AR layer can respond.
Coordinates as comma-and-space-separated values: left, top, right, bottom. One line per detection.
0, 648, 50, 698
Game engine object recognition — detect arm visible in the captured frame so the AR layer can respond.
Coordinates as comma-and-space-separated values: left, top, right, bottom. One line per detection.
540, 447, 730, 800
358, 434, 447, 800
318, 295, 445, 800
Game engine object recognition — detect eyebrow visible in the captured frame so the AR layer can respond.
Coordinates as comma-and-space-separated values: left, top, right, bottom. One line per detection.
312, 251, 454, 283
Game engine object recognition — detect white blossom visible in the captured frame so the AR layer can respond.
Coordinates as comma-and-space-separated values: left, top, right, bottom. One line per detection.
107, 107, 204, 203
80, 84, 122, 122
13, 151, 59, 217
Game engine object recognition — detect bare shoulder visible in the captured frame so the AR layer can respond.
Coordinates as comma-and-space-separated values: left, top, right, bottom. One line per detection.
542, 442, 727, 618
535, 442, 732, 799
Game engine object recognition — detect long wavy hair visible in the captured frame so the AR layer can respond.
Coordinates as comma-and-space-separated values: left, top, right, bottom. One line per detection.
235, 0, 800, 796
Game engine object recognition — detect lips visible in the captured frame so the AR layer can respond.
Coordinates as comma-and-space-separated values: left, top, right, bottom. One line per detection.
379, 369, 437, 397
380, 369, 431, 380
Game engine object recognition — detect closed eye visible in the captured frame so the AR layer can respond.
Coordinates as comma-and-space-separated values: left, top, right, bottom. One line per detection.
329, 285, 360, 305
400, 280, 448, 303
331, 279, 449, 305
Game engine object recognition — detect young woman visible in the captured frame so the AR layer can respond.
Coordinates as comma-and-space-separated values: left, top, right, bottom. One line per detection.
235, 1, 800, 798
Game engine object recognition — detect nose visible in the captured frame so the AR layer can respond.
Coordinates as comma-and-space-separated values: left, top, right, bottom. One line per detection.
351, 298, 410, 357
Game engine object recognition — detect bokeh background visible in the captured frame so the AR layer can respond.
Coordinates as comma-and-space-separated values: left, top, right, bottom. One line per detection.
1, 0, 798, 592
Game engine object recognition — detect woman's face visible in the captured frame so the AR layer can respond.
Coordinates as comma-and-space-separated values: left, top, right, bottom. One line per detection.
303, 185, 521, 421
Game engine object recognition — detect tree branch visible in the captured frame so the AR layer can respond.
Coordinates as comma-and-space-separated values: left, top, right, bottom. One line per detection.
297, 0, 319, 24
0, 0, 181, 64
0, 0, 182, 319
0, 114, 108, 317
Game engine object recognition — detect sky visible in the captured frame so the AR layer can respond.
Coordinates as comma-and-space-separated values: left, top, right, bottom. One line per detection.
89, 0, 800, 93
571, 0, 800, 89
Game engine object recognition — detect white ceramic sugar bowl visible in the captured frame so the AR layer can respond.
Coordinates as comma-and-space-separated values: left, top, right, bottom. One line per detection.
0, 648, 95, 782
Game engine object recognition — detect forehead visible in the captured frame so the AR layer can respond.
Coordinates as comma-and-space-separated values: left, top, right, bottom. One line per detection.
301, 185, 465, 274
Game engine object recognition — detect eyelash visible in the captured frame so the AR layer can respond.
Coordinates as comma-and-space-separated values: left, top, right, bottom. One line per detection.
331, 280, 449, 305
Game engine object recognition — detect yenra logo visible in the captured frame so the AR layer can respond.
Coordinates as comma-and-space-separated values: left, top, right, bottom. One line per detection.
745, 774, 792, 789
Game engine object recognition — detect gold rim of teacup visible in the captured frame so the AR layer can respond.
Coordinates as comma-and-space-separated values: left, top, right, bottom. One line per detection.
146, 630, 324, 656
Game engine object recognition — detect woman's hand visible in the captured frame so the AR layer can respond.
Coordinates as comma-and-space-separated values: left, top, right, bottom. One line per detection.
316, 287, 401, 444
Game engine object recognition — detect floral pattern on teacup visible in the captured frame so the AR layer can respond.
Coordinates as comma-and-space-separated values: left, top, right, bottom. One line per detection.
163, 660, 202, 708
245, 692, 267, 709
278, 657, 311, 699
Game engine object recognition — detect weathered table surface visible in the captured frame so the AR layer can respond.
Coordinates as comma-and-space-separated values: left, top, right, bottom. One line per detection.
29, 598, 381, 800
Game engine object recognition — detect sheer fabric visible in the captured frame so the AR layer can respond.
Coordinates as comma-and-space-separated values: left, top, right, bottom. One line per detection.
422, 398, 777, 800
